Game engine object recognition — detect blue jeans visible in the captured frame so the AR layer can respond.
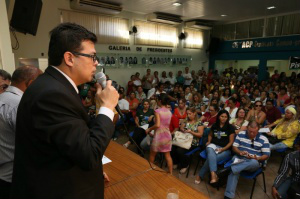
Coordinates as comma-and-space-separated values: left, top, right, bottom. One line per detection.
270, 142, 288, 150
277, 177, 292, 199
198, 146, 231, 179
224, 158, 260, 198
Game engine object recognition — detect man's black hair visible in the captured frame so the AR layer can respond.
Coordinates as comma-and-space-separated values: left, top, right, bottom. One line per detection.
48, 23, 97, 66
0, 69, 12, 80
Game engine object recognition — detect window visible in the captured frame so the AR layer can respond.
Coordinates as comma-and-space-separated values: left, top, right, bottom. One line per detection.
134, 20, 178, 47
183, 28, 204, 49
61, 10, 129, 44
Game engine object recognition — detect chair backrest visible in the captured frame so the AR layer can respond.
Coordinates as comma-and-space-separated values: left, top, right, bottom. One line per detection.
293, 133, 300, 146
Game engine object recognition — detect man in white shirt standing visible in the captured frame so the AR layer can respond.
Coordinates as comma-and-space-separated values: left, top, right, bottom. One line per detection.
160, 71, 168, 83
0, 66, 42, 199
113, 91, 130, 140
183, 67, 192, 88
167, 71, 176, 85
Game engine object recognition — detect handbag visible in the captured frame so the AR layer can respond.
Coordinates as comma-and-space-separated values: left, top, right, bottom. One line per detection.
172, 131, 193, 149
265, 134, 284, 145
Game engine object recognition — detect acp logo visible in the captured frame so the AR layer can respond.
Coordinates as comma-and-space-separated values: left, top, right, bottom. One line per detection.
232, 42, 239, 48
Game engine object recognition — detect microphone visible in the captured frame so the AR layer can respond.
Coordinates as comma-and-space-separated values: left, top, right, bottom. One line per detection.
95, 69, 124, 119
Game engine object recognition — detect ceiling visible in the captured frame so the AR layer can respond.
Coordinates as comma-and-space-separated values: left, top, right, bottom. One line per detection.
104, 0, 300, 22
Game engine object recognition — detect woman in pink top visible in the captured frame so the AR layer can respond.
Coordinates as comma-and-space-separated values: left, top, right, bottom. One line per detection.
146, 94, 173, 174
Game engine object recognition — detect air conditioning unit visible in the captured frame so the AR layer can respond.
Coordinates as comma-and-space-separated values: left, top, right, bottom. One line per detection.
70, 0, 122, 15
147, 12, 182, 25
185, 21, 212, 30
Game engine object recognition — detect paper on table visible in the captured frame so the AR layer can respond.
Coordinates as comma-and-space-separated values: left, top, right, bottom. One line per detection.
259, 128, 270, 133
102, 155, 112, 165
140, 124, 149, 131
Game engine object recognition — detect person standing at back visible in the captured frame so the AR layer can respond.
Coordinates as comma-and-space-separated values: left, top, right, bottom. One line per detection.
0, 66, 42, 199
183, 67, 192, 88
0, 70, 11, 94
10, 23, 119, 199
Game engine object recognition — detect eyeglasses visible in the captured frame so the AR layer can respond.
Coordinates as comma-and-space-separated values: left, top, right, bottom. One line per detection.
255, 104, 262, 107
71, 52, 99, 63
251, 139, 254, 148
209, 109, 214, 112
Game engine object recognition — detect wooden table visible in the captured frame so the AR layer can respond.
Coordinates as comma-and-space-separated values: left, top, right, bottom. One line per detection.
104, 141, 209, 199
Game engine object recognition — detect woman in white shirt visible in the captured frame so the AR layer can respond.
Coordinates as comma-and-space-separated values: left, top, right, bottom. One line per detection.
225, 98, 238, 119
229, 108, 249, 134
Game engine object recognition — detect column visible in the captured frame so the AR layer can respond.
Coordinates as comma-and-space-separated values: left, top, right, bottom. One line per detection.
0, 0, 15, 74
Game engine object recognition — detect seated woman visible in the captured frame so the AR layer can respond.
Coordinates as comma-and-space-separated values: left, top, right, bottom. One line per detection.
229, 108, 249, 134
135, 85, 146, 104
171, 107, 204, 174
225, 98, 239, 119
246, 100, 266, 126
265, 106, 299, 150
127, 91, 140, 118
123, 99, 154, 148
200, 104, 219, 129
184, 86, 193, 102
190, 93, 206, 116
173, 98, 187, 124
265, 99, 282, 125
195, 110, 235, 185
240, 95, 253, 115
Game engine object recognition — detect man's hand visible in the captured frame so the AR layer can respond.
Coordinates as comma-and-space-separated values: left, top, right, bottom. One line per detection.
240, 151, 249, 157
95, 80, 119, 111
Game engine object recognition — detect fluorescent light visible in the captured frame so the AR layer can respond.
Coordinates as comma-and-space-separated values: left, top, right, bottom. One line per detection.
221, 15, 227, 17
173, 2, 182, 6
267, 6, 276, 10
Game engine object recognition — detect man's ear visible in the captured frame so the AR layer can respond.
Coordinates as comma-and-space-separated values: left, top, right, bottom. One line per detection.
64, 52, 75, 67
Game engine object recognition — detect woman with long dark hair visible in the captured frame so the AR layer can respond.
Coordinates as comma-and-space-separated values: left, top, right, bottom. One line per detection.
123, 99, 154, 148
195, 110, 235, 185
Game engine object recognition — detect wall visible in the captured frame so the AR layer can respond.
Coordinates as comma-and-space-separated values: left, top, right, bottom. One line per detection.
7, 0, 209, 87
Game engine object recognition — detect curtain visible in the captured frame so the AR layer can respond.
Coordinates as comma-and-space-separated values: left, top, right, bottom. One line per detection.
61, 10, 129, 44
134, 20, 178, 47
183, 28, 204, 49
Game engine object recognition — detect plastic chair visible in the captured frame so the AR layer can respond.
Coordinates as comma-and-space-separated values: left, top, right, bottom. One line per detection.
129, 131, 134, 137
193, 148, 232, 176
183, 138, 203, 178
224, 159, 266, 199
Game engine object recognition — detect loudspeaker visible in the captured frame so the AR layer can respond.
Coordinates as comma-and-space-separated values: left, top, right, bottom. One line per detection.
178, 32, 186, 40
10, 0, 43, 36
206, 37, 221, 53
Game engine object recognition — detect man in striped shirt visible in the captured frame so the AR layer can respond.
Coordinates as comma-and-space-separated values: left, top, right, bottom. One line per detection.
224, 121, 270, 199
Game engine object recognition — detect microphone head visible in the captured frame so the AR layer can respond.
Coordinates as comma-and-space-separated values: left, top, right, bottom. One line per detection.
95, 71, 107, 88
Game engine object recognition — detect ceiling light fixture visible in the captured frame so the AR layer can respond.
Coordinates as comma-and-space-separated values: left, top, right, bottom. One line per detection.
221, 15, 227, 17
173, 2, 182, 6
267, 6, 276, 10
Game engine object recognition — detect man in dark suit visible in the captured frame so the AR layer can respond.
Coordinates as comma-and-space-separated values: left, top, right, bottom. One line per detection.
10, 23, 119, 199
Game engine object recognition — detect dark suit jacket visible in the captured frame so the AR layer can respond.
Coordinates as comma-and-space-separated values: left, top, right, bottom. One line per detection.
11, 66, 114, 199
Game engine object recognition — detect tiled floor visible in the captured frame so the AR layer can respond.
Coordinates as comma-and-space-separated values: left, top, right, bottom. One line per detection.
115, 133, 282, 199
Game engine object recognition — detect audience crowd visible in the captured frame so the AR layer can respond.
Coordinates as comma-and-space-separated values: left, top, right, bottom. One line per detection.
1, 66, 300, 199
